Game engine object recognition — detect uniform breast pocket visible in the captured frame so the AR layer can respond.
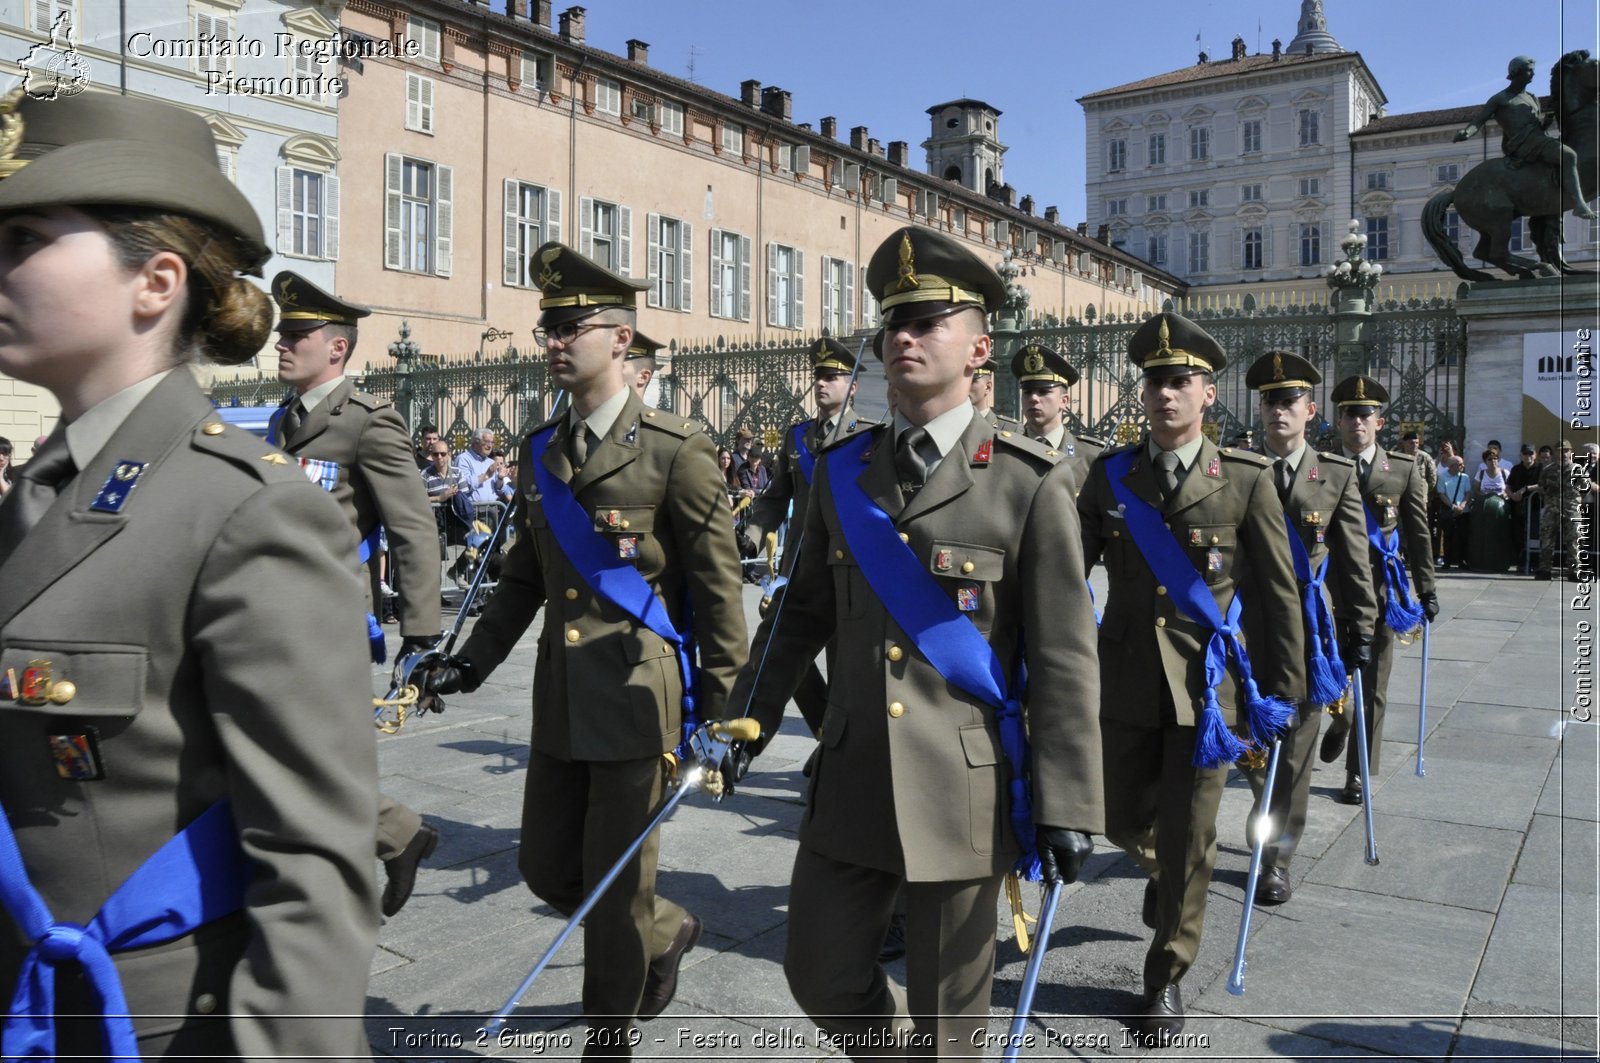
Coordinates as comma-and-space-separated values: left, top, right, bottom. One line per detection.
828, 537, 869, 618
0, 643, 148, 781
927, 540, 1005, 625
1184, 525, 1235, 585
594, 505, 655, 564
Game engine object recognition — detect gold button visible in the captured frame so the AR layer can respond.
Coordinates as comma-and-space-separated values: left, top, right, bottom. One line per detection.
887, 645, 903, 662
47, 681, 75, 705
888, 701, 906, 718
646, 411, 657, 418
566, 628, 581, 643
202, 422, 224, 436
565, 588, 579, 601
1156, 617, 1167, 628
573, 466, 582, 475
835, 549, 845, 560
194, 993, 218, 1015
898, 532, 910, 543
1046, 450, 1059, 457
1156, 586, 1167, 596
961, 561, 975, 574
1211, 535, 1221, 545
1112, 529, 1121, 537
1000, 431, 1012, 437
620, 519, 631, 530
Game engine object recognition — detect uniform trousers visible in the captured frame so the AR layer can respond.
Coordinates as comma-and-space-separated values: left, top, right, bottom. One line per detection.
1346, 620, 1398, 777
784, 844, 1001, 1060
1101, 716, 1229, 991
521, 749, 687, 1052
1243, 699, 1321, 872
377, 794, 424, 859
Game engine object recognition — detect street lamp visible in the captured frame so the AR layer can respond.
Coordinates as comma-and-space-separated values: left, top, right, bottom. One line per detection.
1326, 220, 1383, 380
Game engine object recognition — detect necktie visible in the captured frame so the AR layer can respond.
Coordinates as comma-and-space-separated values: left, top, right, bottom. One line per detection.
570, 424, 597, 468
1274, 457, 1292, 503
895, 426, 933, 497
0, 434, 77, 557
280, 399, 307, 443
1155, 450, 1182, 503
1358, 456, 1373, 488
818, 419, 833, 446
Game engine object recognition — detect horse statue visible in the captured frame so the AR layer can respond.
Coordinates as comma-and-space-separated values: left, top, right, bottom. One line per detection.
1422, 50, 1599, 281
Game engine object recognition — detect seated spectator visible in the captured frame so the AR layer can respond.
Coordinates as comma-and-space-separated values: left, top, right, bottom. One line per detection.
1436, 455, 1471, 568
737, 447, 771, 498
494, 452, 518, 503
455, 427, 508, 506
422, 441, 468, 504
0, 436, 12, 497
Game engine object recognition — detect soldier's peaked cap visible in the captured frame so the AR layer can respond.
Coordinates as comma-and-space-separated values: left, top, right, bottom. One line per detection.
1128, 312, 1227, 375
0, 89, 268, 270
531, 241, 649, 327
626, 330, 665, 360
272, 271, 371, 332
808, 337, 857, 375
1330, 375, 1390, 409
867, 227, 1004, 325
1245, 350, 1321, 393
1012, 342, 1080, 388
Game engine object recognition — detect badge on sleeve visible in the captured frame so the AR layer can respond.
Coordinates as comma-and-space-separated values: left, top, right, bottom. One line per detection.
48, 730, 105, 781
91, 461, 146, 513
957, 586, 980, 612
617, 536, 639, 559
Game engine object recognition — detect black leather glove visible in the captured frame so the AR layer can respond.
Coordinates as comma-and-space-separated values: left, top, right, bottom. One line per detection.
398, 634, 441, 659
1340, 625, 1375, 674
1036, 828, 1094, 886
1419, 592, 1440, 623
737, 533, 758, 559
716, 740, 752, 796
423, 654, 480, 695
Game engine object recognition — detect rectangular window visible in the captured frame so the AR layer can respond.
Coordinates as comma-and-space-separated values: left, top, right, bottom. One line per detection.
1588, 209, 1600, 246
1365, 216, 1389, 260
595, 78, 622, 117
1241, 183, 1263, 202
659, 100, 684, 136
1436, 163, 1460, 184
1298, 109, 1320, 146
767, 242, 804, 329
1242, 227, 1263, 270
192, 6, 233, 75
721, 122, 743, 155
1147, 194, 1167, 213
290, 170, 322, 258
406, 16, 440, 61
1148, 132, 1166, 166
1508, 217, 1527, 253
1106, 198, 1127, 216
1188, 190, 1209, 208
819, 256, 854, 336
647, 214, 692, 312
1366, 172, 1390, 191
1189, 126, 1210, 160
580, 197, 631, 274
1444, 208, 1461, 246
1107, 138, 1126, 173
1300, 222, 1321, 265
1188, 231, 1209, 273
1146, 233, 1167, 266
1240, 119, 1262, 154
405, 73, 434, 134
30, 0, 73, 32
630, 97, 654, 124
384, 154, 451, 275
861, 272, 880, 328
1299, 177, 1321, 197
502, 179, 561, 287
710, 229, 752, 321
276, 164, 339, 261
521, 51, 551, 93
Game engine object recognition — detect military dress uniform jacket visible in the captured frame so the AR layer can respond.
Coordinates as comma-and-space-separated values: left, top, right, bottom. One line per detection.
728, 415, 1104, 883
0, 372, 379, 1059
457, 391, 748, 762
746, 407, 864, 577
1358, 449, 1437, 605
277, 377, 442, 637
1255, 451, 1379, 637
1078, 438, 1305, 728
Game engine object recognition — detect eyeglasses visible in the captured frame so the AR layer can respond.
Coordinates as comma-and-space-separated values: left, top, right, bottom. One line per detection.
533, 322, 620, 347
430, 450, 450, 457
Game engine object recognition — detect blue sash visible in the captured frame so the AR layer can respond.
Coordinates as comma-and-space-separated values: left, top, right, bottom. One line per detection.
791, 423, 817, 486
1103, 450, 1295, 767
1283, 515, 1348, 706
0, 800, 251, 1060
530, 425, 699, 757
1363, 503, 1424, 636
825, 434, 1041, 880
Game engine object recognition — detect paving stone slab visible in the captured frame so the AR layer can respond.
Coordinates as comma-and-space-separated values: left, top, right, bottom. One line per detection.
1423, 632, 1513, 663
1536, 723, 1600, 821
1364, 730, 1556, 830
1456, 668, 1572, 710
1304, 813, 1520, 912
1512, 813, 1599, 894
1440, 701, 1572, 739
1471, 883, 1599, 1017
1379, 656, 1485, 712
1457, 1015, 1599, 1057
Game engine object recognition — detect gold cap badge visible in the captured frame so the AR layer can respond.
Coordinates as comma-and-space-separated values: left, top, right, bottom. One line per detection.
895, 232, 919, 292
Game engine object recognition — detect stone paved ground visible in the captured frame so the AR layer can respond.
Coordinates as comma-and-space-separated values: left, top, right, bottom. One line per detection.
364, 567, 1597, 1061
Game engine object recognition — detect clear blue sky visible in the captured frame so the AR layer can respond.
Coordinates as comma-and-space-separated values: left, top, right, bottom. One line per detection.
578, 0, 1598, 225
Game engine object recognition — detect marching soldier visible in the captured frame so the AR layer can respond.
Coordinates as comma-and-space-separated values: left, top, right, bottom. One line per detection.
424, 244, 748, 1054
970, 354, 1020, 432
271, 272, 444, 916
1078, 313, 1303, 1041
724, 227, 1103, 1057
1537, 440, 1582, 580
626, 330, 664, 399
1242, 352, 1378, 905
1011, 341, 1106, 488
744, 336, 865, 735
1319, 377, 1438, 804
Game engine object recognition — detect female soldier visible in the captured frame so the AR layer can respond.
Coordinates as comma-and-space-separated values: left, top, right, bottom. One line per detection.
0, 91, 378, 1058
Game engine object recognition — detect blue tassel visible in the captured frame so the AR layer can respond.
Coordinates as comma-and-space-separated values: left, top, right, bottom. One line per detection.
1013, 852, 1043, 883
1192, 699, 1248, 768
1308, 652, 1348, 707
1246, 692, 1298, 746
1385, 594, 1424, 637
366, 612, 386, 665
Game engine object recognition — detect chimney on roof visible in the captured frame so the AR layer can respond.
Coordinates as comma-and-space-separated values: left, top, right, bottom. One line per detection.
506, 0, 528, 20
1076, 222, 1088, 236
1020, 194, 1034, 215
625, 39, 649, 64
868, 137, 882, 157
741, 79, 761, 106
557, 6, 585, 43
1231, 36, 1246, 61
533, 0, 551, 27
998, 183, 1015, 208
760, 86, 792, 120
1271, 37, 1282, 60
1096, 223, 1110, 244
1045, 205, 1060, 224
820, 116, 837, 139
850, 125, 868, 150
887, 140, 908, 166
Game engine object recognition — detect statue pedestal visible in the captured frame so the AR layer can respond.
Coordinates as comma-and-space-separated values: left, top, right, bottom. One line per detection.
1455, 273, 1599, 457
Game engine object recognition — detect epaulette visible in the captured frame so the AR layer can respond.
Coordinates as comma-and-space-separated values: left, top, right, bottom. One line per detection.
1386, 450, 1417, 465
1219, 446, 1272, 468
1094, 440, 1140, 464
343, 388, 387, 413
1317, 451, 1356, 468
191, 418, 305, 485
638, 410, 701, 439
1078, 432, 1108, 449
993, 428, 1061, 466
818, 419, 883, 453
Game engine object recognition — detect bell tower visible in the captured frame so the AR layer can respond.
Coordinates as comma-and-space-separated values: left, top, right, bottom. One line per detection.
922, 99, 1007, 195
1286, 0, 1342, 55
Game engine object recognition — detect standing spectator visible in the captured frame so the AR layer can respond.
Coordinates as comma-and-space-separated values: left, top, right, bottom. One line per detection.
1537, 443, 1555, 468
1537, 441, 1583, 580
1436, 454, 1472, 568
1507, 444, 1543, 567
1474, 449, 1508, 496
455, 427, 507, 507
0, 436, 12, 497
1400, 430, 1437, 495
1477, 440, 1513, 479
492, 450, 518, 503
730, 427, 756, 476
415, 423, 441, 470
737, 446, 771, 498
1439, 439, 1458, 466
715, 446, 738, 498
1469, 448, 1514, 571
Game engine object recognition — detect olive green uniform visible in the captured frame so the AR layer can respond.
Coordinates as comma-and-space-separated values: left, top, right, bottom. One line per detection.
1539, 455, 1583, 575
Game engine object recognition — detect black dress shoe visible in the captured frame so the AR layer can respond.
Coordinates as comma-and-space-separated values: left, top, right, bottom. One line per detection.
1255, 865, 1291, 906
1319, 712, 1350, 763
381, 823, 439, 917
1338, 773, 1363, 806
877, 910, 907, 962
1139, 983, 1184, 1042
638, 913, 702, 1021
1141, 880, 1158, 929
